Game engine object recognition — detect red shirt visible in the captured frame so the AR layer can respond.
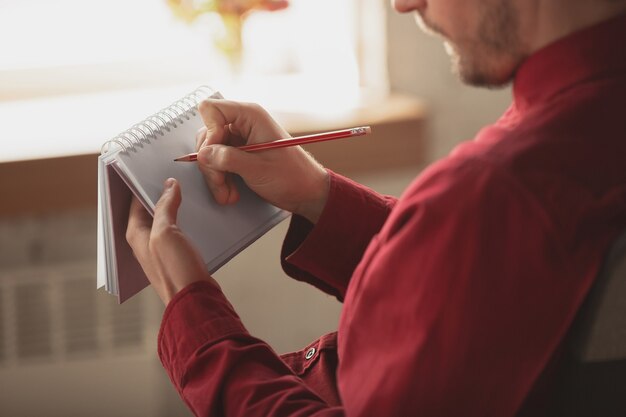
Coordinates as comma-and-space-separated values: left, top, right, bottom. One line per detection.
158, 14, 626, 417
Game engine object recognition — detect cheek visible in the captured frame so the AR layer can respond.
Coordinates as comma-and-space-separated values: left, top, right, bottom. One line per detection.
436, 0, 485, 27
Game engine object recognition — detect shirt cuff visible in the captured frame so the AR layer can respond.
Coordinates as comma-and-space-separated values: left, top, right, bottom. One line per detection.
281, 171, 395, 301
158, 280, 248, 388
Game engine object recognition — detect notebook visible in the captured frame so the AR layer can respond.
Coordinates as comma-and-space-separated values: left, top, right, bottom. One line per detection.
97, 86, 289, 303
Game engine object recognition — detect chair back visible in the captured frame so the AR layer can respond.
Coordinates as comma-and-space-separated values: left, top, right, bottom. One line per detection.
538, 231, 626, 417
571, 230, 626, 361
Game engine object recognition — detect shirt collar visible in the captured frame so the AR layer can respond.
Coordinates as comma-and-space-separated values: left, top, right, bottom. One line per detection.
513, 12, 626, 113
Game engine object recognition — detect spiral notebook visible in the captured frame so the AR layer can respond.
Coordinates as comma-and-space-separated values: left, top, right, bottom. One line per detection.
97, 86, 288, 303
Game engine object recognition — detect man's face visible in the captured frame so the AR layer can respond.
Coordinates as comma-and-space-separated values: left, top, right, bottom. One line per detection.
393, 0, 529, 87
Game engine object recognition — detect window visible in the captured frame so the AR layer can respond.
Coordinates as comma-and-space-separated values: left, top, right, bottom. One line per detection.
0, 0, 387, 161
0, 0, 388, 112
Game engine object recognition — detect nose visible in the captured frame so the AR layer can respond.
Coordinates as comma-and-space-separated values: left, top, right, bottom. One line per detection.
392, 0, 425, 13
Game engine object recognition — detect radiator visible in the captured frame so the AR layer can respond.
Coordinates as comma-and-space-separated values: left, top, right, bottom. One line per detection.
0, 210, 191, 417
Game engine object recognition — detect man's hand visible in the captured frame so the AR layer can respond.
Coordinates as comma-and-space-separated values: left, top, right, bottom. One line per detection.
126, 178, 219, 305
195, 99, 330, 224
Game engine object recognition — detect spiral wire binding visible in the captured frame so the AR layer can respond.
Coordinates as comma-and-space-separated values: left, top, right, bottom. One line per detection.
100, 85, 215, 154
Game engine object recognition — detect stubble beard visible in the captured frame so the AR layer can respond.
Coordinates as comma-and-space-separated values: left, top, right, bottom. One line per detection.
417, 1, 527, 88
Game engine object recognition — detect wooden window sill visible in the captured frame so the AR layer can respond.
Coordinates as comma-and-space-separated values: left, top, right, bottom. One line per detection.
0, 94, 426, 217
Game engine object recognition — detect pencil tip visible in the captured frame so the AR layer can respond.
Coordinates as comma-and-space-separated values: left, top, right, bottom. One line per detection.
173, 153, 197, 162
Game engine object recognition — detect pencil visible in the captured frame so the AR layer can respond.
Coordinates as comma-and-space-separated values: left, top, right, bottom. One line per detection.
174, 126, 371, 162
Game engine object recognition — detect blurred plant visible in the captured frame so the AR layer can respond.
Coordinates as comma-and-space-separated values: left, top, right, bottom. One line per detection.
167, 0, 289, 68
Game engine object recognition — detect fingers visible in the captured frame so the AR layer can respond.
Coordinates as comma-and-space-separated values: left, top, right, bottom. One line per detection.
152, 178, 182, 238
126, 196, 152, 255
196, 99, 288, 205
224, 174, 240, 205
195, 125, 245, 151
197, 99, 238, 148
196, 100, 254, 204
197, 98, 289, 145
196, 126, 207, 149
196, 163, 240, 206
203, 169, 231, 205
197, 144, 260, 204
126, 179, 216, 305
198, 145, 260, 177
198, 99, 279, 146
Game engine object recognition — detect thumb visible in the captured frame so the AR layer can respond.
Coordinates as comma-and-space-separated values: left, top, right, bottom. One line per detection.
197, 144, 261, 179
152, 178, 182, 233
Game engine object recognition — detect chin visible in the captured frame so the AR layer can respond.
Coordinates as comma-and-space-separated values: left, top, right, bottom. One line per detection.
459, 66, 515, 88
452, 46, 522, 88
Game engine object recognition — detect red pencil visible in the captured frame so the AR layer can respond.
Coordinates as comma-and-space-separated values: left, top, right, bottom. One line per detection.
174, 126, 371, 162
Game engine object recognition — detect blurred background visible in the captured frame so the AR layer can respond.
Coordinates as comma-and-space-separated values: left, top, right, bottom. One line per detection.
0, 0, 510, 415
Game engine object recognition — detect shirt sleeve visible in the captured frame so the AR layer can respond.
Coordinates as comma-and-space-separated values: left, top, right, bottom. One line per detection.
281, 170, 397, 301
158, 280, 345, 417
157, 171, 395, 417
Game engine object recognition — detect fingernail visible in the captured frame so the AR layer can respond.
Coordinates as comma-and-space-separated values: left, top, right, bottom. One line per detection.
164, 178, 175, 190
198, 146, 213, 164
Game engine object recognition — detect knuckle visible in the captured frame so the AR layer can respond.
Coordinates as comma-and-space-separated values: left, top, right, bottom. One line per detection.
247, 102, 265, 116
125, 228, 136, 247
247, 102, 261, 111
218, 148, 233, 168
198, 99, 213, 113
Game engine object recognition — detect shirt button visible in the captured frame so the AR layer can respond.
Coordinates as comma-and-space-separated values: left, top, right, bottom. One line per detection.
305, 347, 316, 360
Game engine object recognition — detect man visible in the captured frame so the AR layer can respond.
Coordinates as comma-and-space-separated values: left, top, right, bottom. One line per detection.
126, 0, 626, 415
